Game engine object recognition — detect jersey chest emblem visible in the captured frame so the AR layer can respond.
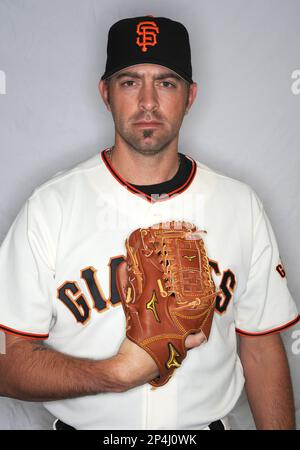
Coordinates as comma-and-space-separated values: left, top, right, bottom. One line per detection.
56, 257, 237, 324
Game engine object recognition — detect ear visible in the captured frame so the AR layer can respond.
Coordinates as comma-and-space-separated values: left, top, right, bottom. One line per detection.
185, 82, 198, 115
98, 79, 111, 112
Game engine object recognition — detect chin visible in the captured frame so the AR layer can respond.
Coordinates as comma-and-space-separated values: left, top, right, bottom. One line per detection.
121, 129, 174, 154
134, 146, 164, 156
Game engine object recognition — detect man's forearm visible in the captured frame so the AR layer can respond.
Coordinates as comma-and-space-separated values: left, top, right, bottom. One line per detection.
0, 328, 202, 402
0, 338, 126, 401
240, 333, 295, 430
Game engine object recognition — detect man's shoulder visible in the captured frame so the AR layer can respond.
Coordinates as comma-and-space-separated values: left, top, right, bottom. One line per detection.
192, 156, 252, 194
190, 155, 263, 215
29, 150, 105, 200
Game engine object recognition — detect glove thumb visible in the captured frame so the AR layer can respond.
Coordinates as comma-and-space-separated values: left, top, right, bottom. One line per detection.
116, 260, 129, 307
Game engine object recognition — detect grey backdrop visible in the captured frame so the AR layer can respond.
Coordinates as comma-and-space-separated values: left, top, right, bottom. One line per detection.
0, 0, 299, 430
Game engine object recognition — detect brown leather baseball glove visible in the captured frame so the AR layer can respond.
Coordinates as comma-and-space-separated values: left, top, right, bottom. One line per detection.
116, 221, 218, 387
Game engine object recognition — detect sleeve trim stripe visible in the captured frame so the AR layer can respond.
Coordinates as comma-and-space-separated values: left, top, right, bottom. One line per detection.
235, 315, 300, 337
0, 323, 49, 340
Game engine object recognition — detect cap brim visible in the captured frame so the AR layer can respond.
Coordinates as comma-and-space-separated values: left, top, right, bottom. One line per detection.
101, 60, 194, 84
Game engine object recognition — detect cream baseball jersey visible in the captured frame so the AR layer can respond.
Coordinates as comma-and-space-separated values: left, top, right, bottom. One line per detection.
0, 148, 299, 430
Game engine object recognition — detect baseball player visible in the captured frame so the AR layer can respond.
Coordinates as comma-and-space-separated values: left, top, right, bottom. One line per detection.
0, 16, 299, 430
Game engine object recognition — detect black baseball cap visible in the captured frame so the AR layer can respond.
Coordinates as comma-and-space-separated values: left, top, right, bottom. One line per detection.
101, 16, 194, 84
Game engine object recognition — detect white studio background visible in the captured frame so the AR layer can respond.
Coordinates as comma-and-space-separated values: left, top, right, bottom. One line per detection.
0, 0, 299, 430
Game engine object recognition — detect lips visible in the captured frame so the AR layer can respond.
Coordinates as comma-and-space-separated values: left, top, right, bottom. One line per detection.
134, 121, 162, 127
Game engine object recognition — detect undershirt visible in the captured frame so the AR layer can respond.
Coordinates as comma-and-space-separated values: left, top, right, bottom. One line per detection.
130, 153, 193, 196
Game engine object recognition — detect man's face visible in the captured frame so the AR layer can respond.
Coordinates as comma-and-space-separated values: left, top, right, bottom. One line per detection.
99, 64, 197, 156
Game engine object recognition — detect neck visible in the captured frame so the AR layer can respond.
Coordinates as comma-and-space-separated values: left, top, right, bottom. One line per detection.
107, 140, 180, 186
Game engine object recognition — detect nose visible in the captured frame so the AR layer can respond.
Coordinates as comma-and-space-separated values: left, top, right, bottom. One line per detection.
138, 82, 159, 114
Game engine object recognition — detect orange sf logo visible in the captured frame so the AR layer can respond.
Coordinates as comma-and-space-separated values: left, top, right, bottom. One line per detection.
136, 21, 159, 53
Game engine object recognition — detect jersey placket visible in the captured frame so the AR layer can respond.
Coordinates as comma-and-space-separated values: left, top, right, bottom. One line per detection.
143, 378, 178, 429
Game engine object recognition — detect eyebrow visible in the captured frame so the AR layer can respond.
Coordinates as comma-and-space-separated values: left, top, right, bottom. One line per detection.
115, 71, 182, 81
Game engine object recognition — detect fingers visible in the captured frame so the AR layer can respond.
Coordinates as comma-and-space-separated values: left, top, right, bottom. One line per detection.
185, 331, 206, 349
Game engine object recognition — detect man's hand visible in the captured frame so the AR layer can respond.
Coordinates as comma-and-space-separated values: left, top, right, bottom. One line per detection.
185, 331, 206, 349
115, 259, 207, 389
116, 338, 159, 389
116, 331, 206, 390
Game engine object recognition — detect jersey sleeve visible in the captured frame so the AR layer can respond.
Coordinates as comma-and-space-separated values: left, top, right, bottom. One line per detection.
0, 194, 56, 339
234, 191, 300, 336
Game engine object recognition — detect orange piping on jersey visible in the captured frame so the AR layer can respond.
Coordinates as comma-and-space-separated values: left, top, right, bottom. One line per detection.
236, 314, 300, 337
0, 323, 49, 340
101, 148, 142, 195
100, 149, 197, 203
